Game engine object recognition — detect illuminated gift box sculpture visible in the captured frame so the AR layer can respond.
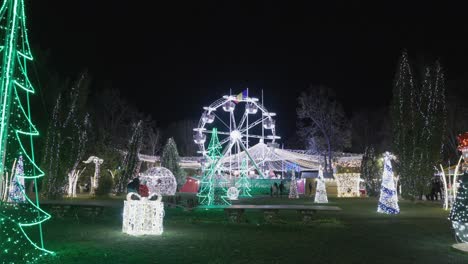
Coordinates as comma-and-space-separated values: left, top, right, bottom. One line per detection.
122, 192, 165, 235
335, 173, 361, 198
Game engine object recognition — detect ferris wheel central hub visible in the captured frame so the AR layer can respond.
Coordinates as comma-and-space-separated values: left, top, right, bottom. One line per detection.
230, 130, 242, 140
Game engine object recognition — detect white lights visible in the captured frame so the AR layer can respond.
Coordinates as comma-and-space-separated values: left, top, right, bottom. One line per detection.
83, 156, 104, 195
193, 132, 206, 144
230, 130, 242, 141
314, 166, 328, 203
227, 187, 240, 200
289, 171, 299, 199
377, 152, 399, 214
222, 101, 235, 112
122, 192, 165, 236
245, 103, 258, 114
139, 167, 177, 196
202, 111, 215, 124
335, 173, 361, 198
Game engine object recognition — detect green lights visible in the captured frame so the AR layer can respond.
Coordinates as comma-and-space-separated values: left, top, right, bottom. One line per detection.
197, 128, 230, 207
0, 0, 54, 262
236, 159, 251, 197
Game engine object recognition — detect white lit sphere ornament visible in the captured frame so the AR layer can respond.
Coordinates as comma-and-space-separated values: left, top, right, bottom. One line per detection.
227, 187, 240, 200
139, 167, 177, 196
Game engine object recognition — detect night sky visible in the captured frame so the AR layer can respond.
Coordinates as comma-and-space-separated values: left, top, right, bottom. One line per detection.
28, 1, 468, 140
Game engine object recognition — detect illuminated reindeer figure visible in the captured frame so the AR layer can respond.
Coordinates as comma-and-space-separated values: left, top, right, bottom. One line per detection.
83, 156, 104, 195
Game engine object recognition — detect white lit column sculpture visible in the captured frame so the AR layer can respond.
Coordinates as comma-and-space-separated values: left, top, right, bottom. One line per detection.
314, 165, 328, 203
123, 192, 165, 235
83, 156, 104, 195
289, 170, 299, 199
377, 152, 400, 214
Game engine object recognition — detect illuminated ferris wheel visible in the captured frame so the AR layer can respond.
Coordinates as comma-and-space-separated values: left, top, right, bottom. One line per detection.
193, 92, 280, 177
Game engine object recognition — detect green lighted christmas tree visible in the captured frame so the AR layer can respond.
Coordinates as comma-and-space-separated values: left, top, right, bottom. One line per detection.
449, 171, 468, 243
197, 128, 230, 206
235, 159, 251, 197
0, 0, 54, 261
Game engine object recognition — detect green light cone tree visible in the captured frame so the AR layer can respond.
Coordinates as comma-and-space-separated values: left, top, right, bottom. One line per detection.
235, 159, 251, 197
197, 128, 230, 206
0, 0, 54, 261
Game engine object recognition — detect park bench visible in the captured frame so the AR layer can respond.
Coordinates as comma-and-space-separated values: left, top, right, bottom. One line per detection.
223, 205, 341, 223
46, 204, 104, 220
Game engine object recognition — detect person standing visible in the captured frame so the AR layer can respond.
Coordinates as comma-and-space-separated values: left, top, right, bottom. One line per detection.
308, 181, 313, 197
127, 177, 140, 193
274, 182, 279, 197
279, 181, 285, 198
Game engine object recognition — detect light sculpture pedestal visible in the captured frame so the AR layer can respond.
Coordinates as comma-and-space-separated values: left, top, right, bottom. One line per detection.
122, 192, 164, 235
452, 243, 468, 253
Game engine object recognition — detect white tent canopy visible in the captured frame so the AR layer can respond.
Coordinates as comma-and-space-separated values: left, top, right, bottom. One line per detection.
219, 142, 321, 172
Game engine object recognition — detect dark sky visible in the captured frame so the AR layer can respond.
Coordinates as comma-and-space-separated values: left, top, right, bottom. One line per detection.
28, 1, 468, 140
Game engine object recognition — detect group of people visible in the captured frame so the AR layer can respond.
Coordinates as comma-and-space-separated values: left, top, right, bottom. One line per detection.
127, 177, 149, 197
426, 178, 443, 201
270, 181, 285, 197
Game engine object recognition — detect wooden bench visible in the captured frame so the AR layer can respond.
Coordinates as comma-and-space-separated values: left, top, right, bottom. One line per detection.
223, 205, 341, 223
46, 204, 104, 220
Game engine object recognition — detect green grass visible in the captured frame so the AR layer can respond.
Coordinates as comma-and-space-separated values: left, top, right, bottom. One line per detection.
38, 197, 468, 264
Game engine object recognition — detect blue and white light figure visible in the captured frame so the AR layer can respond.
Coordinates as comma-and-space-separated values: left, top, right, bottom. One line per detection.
377, 152, 400, 214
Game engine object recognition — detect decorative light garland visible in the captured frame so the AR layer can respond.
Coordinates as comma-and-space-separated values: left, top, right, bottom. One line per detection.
122, 192, 164, 235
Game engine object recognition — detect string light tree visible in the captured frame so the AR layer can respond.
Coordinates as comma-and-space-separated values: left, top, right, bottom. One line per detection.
235, 159, 252, 197
377, 152, 400, 214
314, 165, 328, 203
197, 128, 230, 207
0, 0, 54, 261
289, 170, 299, 199
449, 132, 468, 252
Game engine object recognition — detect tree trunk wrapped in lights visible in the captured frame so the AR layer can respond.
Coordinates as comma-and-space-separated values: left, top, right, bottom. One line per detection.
115, 120, 143, 194
0, 0, 54, 261
391, 51, 446, 199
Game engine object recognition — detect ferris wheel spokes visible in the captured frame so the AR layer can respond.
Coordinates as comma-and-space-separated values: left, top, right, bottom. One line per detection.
195, 93, 278, 178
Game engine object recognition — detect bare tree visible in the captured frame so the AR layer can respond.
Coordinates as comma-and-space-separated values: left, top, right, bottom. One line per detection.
297, 86, 351, 173
146, 126, 161, 156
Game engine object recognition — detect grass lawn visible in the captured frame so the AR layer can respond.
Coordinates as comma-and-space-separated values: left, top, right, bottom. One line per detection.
37, 197, 468, 264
